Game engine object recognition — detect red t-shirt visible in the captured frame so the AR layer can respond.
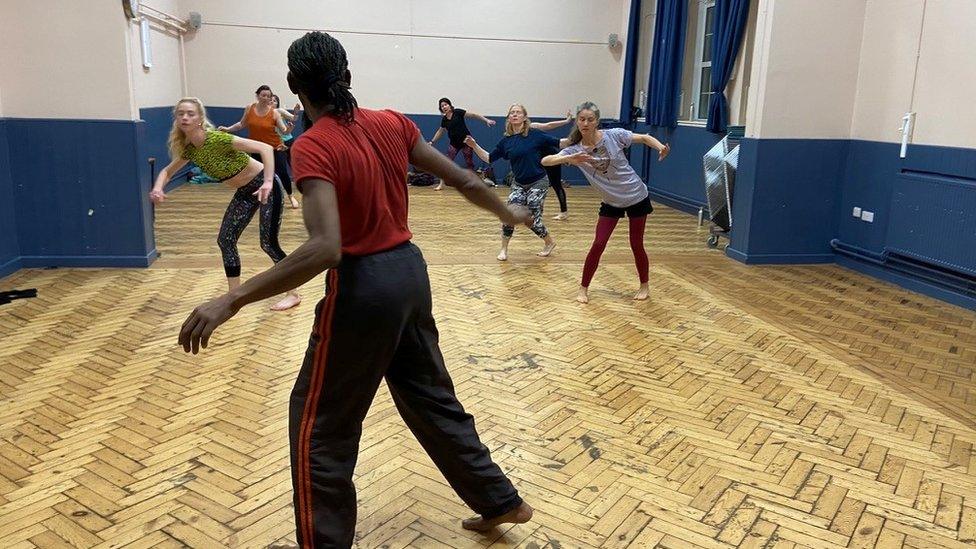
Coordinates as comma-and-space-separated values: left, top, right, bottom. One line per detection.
291, 108, 419, 256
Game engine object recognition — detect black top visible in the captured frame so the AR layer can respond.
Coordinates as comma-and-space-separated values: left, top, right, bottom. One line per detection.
440, 108, 471, 149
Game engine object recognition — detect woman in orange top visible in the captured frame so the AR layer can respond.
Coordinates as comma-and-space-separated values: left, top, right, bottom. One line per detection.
219, 85, 301, 209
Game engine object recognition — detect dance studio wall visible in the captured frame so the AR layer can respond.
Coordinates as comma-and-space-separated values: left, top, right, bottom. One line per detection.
0, 121, 18, 277
725, 0, 976, 309
835, 0, 976, 309
177, 0, 631, 119
128, 0, 190, 188
0, 0, 157, 279
724, 0, 866, 264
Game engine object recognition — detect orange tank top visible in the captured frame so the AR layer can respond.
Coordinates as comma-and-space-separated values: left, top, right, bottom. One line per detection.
243, 104, 283, 148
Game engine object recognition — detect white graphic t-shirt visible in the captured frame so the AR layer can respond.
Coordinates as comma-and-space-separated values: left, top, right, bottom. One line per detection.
559, 128, 648, 208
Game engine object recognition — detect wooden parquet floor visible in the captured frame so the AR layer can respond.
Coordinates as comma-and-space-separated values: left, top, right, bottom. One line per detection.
1, 184, 974, 548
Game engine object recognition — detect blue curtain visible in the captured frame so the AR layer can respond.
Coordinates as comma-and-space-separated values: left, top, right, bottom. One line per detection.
646, 0, 688, 127
619, 0, 642, 125
706, 0, 751, 133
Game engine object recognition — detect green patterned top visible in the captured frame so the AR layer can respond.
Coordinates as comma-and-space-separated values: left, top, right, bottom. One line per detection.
182, 130, 249, 181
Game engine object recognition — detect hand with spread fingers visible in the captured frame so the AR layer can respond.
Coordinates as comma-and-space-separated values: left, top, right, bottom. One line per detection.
562, 151, 597, 167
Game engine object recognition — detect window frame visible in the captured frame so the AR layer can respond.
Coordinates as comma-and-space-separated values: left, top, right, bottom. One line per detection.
691, 0, 717, 122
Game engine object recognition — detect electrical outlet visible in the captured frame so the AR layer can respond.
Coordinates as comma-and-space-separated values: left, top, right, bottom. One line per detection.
861, 211, 874, 223
853, 207, 862, 217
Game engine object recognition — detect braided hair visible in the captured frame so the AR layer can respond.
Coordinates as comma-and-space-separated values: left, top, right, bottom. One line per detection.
287, 32, 357, 125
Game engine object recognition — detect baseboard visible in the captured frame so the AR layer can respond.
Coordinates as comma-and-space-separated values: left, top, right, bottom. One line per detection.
725, 247, 835, 265
19, 249, 158, 269
0, 256, 23, 280
836, 255, 976, 311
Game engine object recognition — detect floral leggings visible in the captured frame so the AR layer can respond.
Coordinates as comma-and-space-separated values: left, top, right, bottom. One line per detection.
217, 174, 286, 278
502, 177, 549, 238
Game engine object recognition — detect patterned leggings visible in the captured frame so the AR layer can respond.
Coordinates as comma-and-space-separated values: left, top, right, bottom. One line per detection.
445, 143, 476, 170
217, 174, 286, 278
502, 177, 549, 238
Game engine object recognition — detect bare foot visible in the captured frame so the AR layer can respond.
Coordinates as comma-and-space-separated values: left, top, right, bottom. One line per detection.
497, 249, 508, 261
537, 241, 556, 257
271, 293, 302, 311
434, 182, 444, 191
633, 283, 649, 301
552, 212, 568, 220
462, 502, 533, 532
577, 287, 589, 303
289, 195, 300, 209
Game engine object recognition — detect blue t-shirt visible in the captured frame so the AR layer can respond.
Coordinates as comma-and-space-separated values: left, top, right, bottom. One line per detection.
489, 129, 560, 185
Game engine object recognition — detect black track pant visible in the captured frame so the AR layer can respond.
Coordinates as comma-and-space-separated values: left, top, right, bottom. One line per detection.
289, 242, 522, 548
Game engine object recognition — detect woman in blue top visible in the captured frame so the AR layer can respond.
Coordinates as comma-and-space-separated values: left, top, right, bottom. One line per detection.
466, 104, 559, 261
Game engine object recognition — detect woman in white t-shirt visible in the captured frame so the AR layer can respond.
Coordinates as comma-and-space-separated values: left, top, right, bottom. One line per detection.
541, 102, 670, 303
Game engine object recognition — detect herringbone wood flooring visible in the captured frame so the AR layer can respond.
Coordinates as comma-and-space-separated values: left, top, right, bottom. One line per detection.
1, 184, 973, 548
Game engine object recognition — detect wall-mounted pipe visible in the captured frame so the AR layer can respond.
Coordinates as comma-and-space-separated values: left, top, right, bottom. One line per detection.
831, 239, 976, 295
141, 4, 188, 33
139, 18, 152, 69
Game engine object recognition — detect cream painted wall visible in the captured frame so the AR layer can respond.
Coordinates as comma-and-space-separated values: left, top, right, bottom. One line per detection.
849, 0, 923, 144
745, 0, 866, 139
747, 0, 975, 148
909, 0, 976, 149
0, 0, 137, 120
177, 0, 628, 117
129, 0, 186, 109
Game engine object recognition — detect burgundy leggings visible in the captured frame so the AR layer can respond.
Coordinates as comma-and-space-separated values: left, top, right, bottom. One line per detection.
581, 215, 649, 288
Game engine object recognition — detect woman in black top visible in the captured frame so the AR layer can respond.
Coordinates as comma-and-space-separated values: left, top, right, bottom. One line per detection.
428, 97, 495, 190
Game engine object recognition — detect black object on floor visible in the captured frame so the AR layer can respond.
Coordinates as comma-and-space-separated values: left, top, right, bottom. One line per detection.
0, 288, 38, 306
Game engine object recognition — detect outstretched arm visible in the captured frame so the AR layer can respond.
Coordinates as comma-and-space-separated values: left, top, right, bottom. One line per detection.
428, 127, 445, 145
410, 139, 528, 225
218, 105, 249, 132
530, 110, 574, 132
178, 180, 342, 354
277, 108, 296, 122
464, 110, 497, 127
541, 151, 595, 167
632, 134, 671, 161
149, 157, 189, 204
463, 135, 492, 163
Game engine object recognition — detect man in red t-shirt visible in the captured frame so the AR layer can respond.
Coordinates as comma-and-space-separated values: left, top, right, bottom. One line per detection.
179, 32, 534, 547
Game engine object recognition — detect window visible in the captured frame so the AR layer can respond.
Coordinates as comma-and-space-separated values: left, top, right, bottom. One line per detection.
693, 0, 716, 121
678, 0, 716, 123
638, 0, 750, 125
